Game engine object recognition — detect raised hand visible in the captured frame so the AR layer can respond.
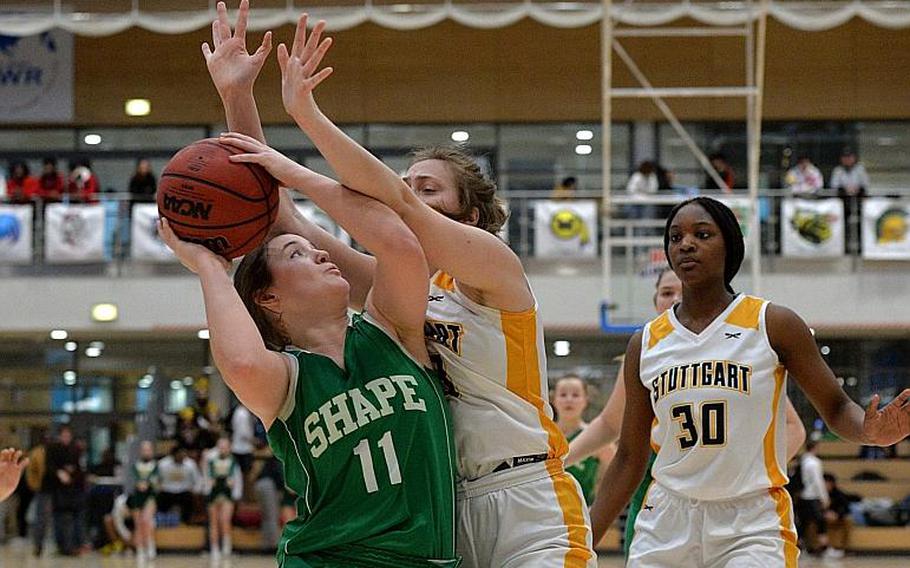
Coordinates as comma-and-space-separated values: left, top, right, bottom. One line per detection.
277, 14, 334, 121
862, 389, 910, 446
0, 448, 28, 502
202, 0, 273, 99
157, 218, 231, 273
221, 132, 308, 188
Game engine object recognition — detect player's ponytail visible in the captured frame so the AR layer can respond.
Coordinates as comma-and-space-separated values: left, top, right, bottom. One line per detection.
663, 197, 744, 294
234, 242, 291, 351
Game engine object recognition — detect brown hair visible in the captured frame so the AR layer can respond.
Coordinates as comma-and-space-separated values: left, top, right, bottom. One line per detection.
410, 146, 508, 234
233, 241, 290, 351
554, 374, 588, 396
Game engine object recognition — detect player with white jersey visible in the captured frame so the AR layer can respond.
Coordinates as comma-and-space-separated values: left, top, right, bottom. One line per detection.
590, 197, 910, 567
224, 14, 593, 567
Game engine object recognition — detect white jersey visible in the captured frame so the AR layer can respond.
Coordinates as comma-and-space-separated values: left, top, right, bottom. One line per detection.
640, 295, 789, 501
425, 271, 567, 480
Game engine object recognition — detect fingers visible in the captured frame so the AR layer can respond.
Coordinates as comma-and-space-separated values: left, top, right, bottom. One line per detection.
309, 66, 334, 90
865, 393, 881, 418
292, 14, 308, 59
235, 0, 249, 41
894, 388, 910, 408
277, 43, 289, 75
0, 448, 10, 463
252, 31, 273, 66
211, 20, 222, 50
302, 20, 326, 61
300, 37, 333, 77
201, 42, 213, 62
217, 2, 231, 43
220, 131, 260, 147
157, 218, 178, 248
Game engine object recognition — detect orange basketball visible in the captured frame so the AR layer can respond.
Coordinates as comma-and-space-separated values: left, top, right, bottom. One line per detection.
157, 139, 279, 259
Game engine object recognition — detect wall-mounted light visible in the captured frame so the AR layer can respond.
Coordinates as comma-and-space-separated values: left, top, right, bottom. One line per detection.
91, 303, 118, 322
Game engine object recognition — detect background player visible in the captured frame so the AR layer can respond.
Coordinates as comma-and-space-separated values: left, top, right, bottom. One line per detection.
567, 268, 806, 553
128, 440, 158, 564
205, 436, 240, 562
552, 375, 615, 505
590, 197, 910, 567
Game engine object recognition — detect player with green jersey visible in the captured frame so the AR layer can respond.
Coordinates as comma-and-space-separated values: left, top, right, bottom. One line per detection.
161, 120, 460, 565
269, 312, 456, 566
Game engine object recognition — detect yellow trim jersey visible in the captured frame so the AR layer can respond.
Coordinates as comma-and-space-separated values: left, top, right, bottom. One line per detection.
425, 271, 568, 480
640, 295, 789, 501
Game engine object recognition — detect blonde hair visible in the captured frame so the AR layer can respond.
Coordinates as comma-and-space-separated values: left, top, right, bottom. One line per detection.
410, 146, 508, 234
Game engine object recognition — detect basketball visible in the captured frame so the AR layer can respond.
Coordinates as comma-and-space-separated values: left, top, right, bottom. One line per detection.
157, 138, 279, 259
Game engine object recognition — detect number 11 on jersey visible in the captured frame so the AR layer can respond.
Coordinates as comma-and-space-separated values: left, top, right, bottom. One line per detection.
353, 431, 402, 494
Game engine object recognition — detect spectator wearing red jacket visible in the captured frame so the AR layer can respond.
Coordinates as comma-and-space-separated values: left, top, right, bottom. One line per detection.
37, 157, 65, 201
6, 161, 39, 204
66, 158, 99, 203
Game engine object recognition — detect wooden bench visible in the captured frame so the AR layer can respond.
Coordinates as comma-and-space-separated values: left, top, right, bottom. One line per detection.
156, 526, 266, 552
822, 459, 910, 482
818, 440, 910, 459
849, 526, 910, 552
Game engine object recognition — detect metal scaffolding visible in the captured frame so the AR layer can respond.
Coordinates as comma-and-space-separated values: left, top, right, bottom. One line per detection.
600, 0, 769, 328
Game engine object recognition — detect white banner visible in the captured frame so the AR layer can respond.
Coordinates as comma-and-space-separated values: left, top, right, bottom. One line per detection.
781, 198, 845, 258
131, 203, 176, 262
862, 198, 910, 260
295, 202, 352, 246
0, 204, 32, 263
45, 203, 106, 263
0, 31, 73, 122
534, 200, 598, 258
717, 197, 753, 257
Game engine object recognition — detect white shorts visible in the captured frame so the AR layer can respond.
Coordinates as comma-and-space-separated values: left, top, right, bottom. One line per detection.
457, 459, 596, 568
629, 483, 799, 568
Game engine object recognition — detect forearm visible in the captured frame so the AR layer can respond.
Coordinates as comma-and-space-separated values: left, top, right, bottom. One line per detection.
222, 91, 266, 143
821, 395, 870, 444
589, 444, 649, 542
197, 262, 270, 374
292, 105, 412, 214
566, 413, 617, 466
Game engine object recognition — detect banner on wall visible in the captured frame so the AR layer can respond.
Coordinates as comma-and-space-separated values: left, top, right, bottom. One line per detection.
862, 198, 910, 260
717, 197, 753, 257
0, 204, 32, 263
131, 203, 176, 261
781, 198, 845, 258
45, 203, 106, 263
0, 31, 73, 123
534, 199, 598, 258
296, 202, 352, 245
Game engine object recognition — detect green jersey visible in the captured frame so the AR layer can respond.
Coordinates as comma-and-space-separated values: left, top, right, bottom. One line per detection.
565, 429, 600, 505
267, 313, 458, 568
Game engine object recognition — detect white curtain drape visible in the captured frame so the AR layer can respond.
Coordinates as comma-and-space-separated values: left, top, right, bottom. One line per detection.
1, 2, 909, 36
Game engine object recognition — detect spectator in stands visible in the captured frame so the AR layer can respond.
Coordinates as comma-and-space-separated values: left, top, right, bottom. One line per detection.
254, 455, 284, 548
100, 493, 134, 556
823, 473, 861, 558
831, 147, 870, 253
230, 404, 256, 479
37, 157, 64, 201
45, 425, 88, 556
551, 176, 578, 200
175, 407, 203, 453
66, 158, 99, 203
156, 445, 201, 525
626, 161, 659, 229
128, 159, 157, 202
786, 155, 824, 197
704, 152, 735, 193
797, 439, 832, 556
86, 447, 121, 552
6, 161, 39, 204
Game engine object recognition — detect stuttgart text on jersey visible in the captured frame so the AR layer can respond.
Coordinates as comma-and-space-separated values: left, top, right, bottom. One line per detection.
650, 359, 753, 404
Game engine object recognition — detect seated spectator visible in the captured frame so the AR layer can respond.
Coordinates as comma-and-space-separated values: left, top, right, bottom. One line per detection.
156, 446, 200, 525
128, 159, 157, 202
37, 157, 64, 201
550, 176, 577, 200
786, 155, 824, 197
831, 147, 870, 254
6, 161, 39, 204
823, 473, 861, 558
65, 158, 99, 203
704, 152, 734, 193
100, 493, 135, 555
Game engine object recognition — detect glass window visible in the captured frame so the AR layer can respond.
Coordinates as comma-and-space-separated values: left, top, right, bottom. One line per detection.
366, 124, 497, 149
264, 124, 365, 149
0, 129, 74, 151
76, 127, 207, 151
856, 122, 910, 190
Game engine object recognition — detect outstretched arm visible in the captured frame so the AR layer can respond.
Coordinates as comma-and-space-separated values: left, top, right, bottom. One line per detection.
222, 134, 430, 360
0, 448, 28, 502
158, 219, 289, 429
769, 304, 910, 446
203, 2, 374, 308
277, 16, 532, 311
589, 333, 653, 543
566, 361, 625, 466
